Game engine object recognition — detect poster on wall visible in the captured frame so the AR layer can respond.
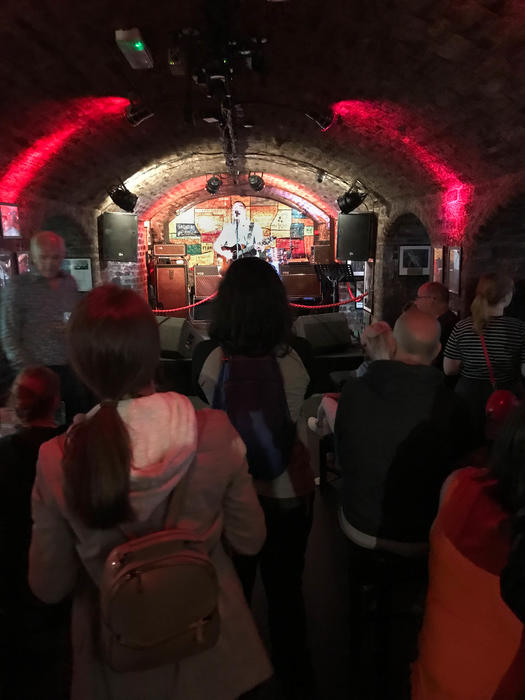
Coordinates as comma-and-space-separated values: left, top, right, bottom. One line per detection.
399, 246, 431, 276
290, 223, 305, 239
0, 203, 21, 238
447, 247, 461, 294
175, 223, 200, 238
433, 247, 444, 282
62, 258, 93, 292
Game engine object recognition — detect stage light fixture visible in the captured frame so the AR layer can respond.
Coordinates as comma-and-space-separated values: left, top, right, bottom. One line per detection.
317, 170, 325, 183
205, 176, 222, 195
115, 28, 154, 70
108, 183, 138, 212
248, 173, 265, 192
337, 184, 368, 214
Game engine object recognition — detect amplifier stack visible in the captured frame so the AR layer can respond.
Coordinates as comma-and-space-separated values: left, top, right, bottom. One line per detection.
152, 244, 189, 317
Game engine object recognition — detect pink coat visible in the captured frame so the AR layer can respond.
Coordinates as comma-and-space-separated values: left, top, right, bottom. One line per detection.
29, 392, 272, 700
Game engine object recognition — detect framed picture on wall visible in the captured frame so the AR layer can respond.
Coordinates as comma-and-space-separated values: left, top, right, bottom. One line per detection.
447, 247, 462, 294
0, 203, 21, 238
399, 245, 431, 276
61, 258, 93, 292
433, 247, 444, 282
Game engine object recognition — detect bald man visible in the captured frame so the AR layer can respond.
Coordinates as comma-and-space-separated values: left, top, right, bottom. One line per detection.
335, 308, 469, 552
0, 231, 80, 419
334, 308, 469, 694
415, 281, 458, 369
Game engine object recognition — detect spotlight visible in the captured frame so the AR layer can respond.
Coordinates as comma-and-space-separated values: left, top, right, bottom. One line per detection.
205, 176, 222, 195
337, 183, 367, 214
316, 170, 325, 184
248, 173, 265, 192
108, 183, 138, 212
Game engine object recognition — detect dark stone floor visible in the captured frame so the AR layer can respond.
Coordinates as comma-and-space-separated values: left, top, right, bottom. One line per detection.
250, 478, 353, 700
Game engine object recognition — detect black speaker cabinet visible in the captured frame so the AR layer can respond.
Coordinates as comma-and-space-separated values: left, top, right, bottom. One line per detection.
155, 264, 188, 317
336, 213, 377, 261
98, 212, 138, 262
178, 320, 210, 358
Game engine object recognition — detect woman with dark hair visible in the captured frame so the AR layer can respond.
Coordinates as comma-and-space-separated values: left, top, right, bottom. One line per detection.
192, 257, 316, 700
411, 404, 525, 699
28, 284, 271, 700
0, 366, 68, 700
444, 273, 525, 444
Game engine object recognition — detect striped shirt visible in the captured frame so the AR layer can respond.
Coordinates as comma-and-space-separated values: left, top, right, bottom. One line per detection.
445, 315, 525, 383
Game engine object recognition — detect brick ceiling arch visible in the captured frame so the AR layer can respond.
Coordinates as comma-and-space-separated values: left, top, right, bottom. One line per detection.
1, 0, 524, 239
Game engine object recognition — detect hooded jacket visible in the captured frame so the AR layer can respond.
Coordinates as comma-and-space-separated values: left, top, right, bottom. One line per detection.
29, 392, 271, 700
335, 360, 469, 544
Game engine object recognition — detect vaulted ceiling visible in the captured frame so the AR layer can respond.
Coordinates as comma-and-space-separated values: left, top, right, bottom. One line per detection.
1, 0, 524, 216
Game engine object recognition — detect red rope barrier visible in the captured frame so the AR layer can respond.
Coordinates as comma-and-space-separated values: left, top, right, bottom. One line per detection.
152, 292, 217, 314
152, 286, 369, 313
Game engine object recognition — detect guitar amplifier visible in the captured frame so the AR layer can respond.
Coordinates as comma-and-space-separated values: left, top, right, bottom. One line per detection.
155, 264, 189, 317
153, 243, 186, 256
281, 274, 321, 298
194, 265, 222, 298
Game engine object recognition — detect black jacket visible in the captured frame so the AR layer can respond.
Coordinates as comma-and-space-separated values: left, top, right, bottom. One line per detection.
335, 360, 470, 543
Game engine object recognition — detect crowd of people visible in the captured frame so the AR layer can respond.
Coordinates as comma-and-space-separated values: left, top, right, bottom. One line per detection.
1, 229, 525, 699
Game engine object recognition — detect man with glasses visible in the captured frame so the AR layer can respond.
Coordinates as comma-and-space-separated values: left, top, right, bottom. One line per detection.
415, 281, 457, 369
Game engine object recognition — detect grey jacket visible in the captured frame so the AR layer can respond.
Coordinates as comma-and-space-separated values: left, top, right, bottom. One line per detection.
0, 272, 78, 369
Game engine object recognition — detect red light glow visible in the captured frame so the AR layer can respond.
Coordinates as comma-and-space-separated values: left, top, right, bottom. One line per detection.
0, 97, 127, 202
331, 100, 474, 242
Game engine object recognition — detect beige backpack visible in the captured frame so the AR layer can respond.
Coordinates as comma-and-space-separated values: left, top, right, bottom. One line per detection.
99, 466, 220, 672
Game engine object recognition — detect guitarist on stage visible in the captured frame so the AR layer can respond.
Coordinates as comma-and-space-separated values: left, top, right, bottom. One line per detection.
214, 201, 264, 264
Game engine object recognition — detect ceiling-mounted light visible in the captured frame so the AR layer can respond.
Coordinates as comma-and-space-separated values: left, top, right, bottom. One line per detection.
115, 28, 154, 70
108, 183, 138, 212
205, 176, 222, 195
316, 170, 325, 184
248, 173, 265, 192
337, 182, 368, 214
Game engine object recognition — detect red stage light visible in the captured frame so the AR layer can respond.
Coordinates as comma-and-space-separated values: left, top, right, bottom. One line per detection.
0, 97, 127, 202
331, 100, 474, 242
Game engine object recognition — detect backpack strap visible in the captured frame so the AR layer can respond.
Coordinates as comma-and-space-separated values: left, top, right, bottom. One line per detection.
479, 334, 497, 390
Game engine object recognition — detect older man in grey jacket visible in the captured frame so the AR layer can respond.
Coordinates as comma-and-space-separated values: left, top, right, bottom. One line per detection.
0, 231, 81, 420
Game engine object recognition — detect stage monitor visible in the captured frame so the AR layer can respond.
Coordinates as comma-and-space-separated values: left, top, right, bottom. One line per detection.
0, 203, 21, 238
336, 213, 377, 261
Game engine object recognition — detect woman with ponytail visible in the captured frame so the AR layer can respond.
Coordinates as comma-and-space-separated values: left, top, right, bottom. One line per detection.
444, 273, 525, 445
411, 403, 525, 699
28, 285, 271, 700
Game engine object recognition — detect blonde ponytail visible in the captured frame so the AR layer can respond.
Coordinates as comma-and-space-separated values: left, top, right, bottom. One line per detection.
471, 294, 491, 333
471, 273, 514, 334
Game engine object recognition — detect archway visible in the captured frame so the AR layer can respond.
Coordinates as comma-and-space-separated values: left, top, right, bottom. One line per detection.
380, 213, 431, 327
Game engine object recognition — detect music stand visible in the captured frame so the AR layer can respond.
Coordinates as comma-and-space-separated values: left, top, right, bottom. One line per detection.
315, 263, 357, 305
